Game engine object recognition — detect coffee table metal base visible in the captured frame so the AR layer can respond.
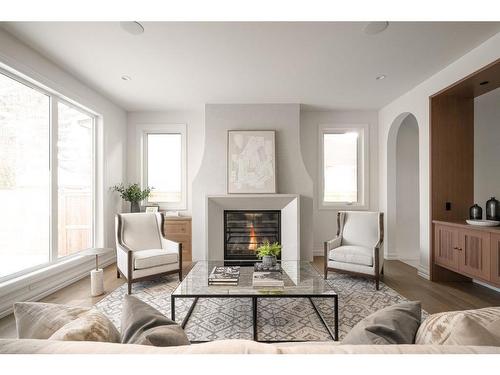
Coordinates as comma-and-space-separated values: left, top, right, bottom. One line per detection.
171, 294, 338, 343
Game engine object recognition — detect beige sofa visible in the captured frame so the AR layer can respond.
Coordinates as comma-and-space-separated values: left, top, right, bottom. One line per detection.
1, 338, 500, 354
3, 304, 498, 354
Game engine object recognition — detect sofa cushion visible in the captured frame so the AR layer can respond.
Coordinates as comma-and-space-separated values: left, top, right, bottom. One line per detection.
121, 295, 190, 347
49, 309, 120, 343
133, 249, 178, 270
342, 301, 421, 345
329, 245, 373, 267
442, 316, 500, 346
416, 306, 500, 345
14, 302, 90, 339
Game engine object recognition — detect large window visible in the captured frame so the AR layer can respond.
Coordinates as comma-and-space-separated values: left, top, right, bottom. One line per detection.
57, 102, 94, 257
0, 69, 96, 281
319, 124, 368, 209
141, 125, 186, 210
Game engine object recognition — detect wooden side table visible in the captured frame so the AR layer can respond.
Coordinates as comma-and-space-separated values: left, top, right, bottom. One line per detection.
164, 216, 192, 261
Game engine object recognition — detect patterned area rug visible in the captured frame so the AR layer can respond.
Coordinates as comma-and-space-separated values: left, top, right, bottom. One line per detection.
95, 270, 423, 341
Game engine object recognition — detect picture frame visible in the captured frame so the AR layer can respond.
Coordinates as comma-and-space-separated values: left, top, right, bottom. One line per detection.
145, 206, 159, 213
227, 130, 276, 194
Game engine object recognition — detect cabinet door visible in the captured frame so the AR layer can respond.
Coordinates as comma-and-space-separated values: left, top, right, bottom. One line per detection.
491, 234, 500, 285
459, 229, 490, 280
164, 219, 192, 261
434, 225, 460, 271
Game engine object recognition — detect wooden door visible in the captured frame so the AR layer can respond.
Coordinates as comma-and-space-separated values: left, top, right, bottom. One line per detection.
459, 229, 490, 280
491, 234, 500, 285
434, 224, 460, 271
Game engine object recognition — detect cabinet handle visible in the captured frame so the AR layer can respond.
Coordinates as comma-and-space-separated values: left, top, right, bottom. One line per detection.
453, 247, 463, 251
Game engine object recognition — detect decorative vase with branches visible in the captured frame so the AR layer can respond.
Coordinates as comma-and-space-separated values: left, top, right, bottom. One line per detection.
111, 183, 152, 213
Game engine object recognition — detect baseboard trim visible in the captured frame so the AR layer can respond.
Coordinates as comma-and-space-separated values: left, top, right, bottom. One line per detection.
417, 266, 430, 280
473, 279, 500, 293
0, 253, 116, 319
313, 247, 324, 257
384, 254, 399, 260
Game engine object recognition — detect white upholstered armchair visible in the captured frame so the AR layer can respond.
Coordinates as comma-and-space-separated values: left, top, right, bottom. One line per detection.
324, 211, 384, 290
115, 213, 182, 294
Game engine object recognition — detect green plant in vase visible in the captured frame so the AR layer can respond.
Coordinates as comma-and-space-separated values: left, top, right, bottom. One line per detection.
256, 240, 282, 267
111, 183, 152, 213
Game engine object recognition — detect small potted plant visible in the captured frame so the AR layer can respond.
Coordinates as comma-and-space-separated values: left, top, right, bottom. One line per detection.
256, 240, 282, 267
111, 183, 152, 213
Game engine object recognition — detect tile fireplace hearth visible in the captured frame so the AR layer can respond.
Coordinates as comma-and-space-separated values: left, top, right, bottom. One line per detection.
224, 210, 281, 263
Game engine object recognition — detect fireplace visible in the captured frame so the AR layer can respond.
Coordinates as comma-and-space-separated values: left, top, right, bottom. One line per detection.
224, 210, 281, 262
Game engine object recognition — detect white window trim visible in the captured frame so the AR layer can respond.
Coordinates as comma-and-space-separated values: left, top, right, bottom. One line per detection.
137, 124, 187, 211
318, 123, 369, 210
0, 66, 99, 284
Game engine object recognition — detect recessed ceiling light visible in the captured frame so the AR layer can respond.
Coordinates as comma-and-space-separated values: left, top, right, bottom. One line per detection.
120, 22, 144, 35
363, 22, 389, 35
121, 75, 132, 81
376, 75, 387, 80
480, 80, 490, 86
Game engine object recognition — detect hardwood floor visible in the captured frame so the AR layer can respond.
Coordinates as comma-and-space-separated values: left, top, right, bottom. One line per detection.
1, 258, 499, 339
313, 257, 500, 313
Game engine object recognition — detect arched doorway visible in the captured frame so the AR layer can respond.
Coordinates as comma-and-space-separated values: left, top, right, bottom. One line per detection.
387, 113, 420, 268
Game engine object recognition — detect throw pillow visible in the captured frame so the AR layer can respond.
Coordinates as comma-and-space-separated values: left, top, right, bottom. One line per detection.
341, 301, 421, 345
442, 316, 500, 346
49, 309, 120, 343
121, 295, 190, 346
14, 302, 90, 339
415, 306, 500, 345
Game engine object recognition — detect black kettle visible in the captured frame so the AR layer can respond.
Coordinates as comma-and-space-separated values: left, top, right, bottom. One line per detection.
486, 197, 499, 221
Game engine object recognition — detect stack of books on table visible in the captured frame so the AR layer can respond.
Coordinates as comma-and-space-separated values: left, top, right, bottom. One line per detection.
252, 263, 284, 287
208, 266, 240, 285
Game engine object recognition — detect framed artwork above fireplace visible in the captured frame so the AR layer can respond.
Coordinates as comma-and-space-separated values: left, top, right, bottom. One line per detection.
227, 130, 276, 194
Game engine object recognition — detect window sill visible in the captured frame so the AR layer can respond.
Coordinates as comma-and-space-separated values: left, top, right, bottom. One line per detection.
318, 202, 370, 211
0, 251, 116, 318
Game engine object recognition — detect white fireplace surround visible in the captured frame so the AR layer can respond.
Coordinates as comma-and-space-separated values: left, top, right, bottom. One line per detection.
206, 194, 300, 260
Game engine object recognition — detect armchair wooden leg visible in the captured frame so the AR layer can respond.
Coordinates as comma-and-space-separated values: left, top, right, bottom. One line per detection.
117, 269, 120, 278
127, 281, 132, 295
375, 277, 379, 290
380, 265, 384, 275
178, 269, 182, 281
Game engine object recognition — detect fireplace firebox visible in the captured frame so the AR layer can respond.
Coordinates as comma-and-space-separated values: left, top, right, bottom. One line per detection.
224, 210, 281, 263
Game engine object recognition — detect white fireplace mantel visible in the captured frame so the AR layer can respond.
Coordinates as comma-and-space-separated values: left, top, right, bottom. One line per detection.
205, 194, 300, 260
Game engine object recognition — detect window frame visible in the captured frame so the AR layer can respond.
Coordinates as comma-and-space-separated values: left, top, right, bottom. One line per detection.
0, 66, 98, 284
318, 123, 369, 210
138, 124, 187, 211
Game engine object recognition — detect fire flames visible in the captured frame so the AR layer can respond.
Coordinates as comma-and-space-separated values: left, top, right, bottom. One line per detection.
248, 223, 258, 251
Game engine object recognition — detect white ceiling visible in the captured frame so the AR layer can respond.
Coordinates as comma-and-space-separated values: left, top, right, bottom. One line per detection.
2, 22, 500, 112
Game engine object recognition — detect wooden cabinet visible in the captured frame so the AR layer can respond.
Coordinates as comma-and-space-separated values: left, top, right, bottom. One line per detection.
459, 229, 490, 280
491, 234, 500, 285
163, 216, 192, 261
434, 224, 460, 271
433, 221, 500, 286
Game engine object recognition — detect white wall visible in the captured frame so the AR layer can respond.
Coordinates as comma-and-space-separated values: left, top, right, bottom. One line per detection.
379, 32, 500, 279
474, 87, 500, 209
395, 115, 420, 265
300, 110, 379, 254
192, 103, 314, 261
127, 111, 205, 214
0, 28, 127, 251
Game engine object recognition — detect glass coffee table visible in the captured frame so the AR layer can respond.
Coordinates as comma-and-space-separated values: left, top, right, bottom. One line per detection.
171, 261, 338, 342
